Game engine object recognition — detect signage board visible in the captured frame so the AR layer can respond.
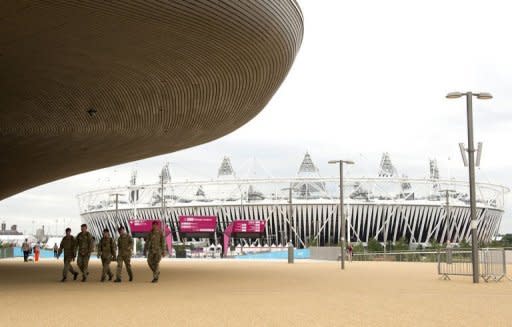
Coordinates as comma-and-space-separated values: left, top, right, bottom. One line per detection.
232, 220, 265, 233
179, 216, 217, 233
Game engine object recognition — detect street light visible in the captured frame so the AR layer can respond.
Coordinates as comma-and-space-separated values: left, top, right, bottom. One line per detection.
446, 91, 492, 283
328, 159, 355, 270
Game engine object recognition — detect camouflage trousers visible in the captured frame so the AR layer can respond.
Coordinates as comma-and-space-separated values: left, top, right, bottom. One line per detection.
62, 256, 77, 278
77, 254, 90, 275
116, 255, 132, 280
147, 252, 162, 279
100, 257, 113, 279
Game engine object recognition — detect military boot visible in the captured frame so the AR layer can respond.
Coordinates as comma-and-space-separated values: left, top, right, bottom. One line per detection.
129, 273, 133, 282
73, 272, 78, 280
151, 277, 158, 283
114, 278, 122, 283
108, 273, 113, 281
101, 275, 106, 282
61, 276, 67, 282
82, 275, 87, 282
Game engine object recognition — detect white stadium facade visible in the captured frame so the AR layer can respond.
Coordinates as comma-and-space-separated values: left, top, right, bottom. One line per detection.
77, 153, 508, 247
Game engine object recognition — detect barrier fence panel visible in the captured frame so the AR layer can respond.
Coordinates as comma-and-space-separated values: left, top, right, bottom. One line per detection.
437, 248, 507, 282
352, 251, 440, 263
351, 248, 507, 282
479, 248, 507, 282
437, 250, 473, 279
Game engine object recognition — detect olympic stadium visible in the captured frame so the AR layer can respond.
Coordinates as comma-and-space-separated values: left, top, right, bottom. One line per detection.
77, 153, 508, 247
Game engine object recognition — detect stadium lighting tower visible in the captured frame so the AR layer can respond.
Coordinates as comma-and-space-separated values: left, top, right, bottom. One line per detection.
328, 159, 355, 270
110, 193, 124, 221
446, 91, 492, 283
281, 185, 294, 245
438, 188, 456, 243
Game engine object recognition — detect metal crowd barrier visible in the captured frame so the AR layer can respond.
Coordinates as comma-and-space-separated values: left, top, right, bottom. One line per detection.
352, 251, 440, 262
438, 248, 507, 282
479, 248, 507, 282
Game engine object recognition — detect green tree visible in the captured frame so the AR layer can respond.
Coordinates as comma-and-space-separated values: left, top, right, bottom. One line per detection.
428, 239, 442, 250
459, 239, 471, 249
307, 238, 318, 247
501, 234, 512, 247
488, 240, 503, 247
391, 237, 409, 251
367, 239, 383, 252
352, 242, 364, 253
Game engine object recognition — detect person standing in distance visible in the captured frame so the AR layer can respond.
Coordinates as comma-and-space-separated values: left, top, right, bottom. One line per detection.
114, 226, 133, 282
33, 242, 40, 263
97, 228, 116, 282
58, 228, 78, 282
145, 221, 166, 283
22, 239, 31, 262
75, 224, 94, 282
53, 243, 59, 259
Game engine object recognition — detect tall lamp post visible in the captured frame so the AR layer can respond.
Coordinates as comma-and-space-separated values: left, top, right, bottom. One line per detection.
328, 159, 355, 270
446, 91, 492, 283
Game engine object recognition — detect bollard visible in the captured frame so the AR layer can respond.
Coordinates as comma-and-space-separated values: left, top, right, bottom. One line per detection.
288, 242, 294, 264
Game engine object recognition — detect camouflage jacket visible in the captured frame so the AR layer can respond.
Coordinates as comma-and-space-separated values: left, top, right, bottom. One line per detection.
117, 234, 133, 257
98, 236, 116, 259
76, 231, 94, 256
146, 229, 166, 254
59, 235, 76, 257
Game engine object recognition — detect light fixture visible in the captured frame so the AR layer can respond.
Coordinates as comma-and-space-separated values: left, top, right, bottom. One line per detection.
476, 92, 493, 100
446, 92, 463, 99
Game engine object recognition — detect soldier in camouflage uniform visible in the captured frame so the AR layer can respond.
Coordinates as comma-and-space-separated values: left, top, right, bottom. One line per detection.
97, 228, 116, 282
145, 221, 166, 283
75, 223, 94, 282
114, 226, 133, 282
58, 227, 78, 282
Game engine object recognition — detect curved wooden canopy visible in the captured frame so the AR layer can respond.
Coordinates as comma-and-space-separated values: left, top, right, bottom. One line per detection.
0, 0, 303, 200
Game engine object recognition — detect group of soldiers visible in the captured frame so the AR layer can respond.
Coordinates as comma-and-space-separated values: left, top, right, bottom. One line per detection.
58, 221, 166, 283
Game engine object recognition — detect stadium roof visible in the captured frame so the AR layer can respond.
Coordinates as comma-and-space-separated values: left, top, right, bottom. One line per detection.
0, 1, 303, 200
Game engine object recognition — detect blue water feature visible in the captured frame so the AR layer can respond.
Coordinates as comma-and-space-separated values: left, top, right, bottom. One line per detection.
235, 249, 310, 260
14, 247, 57, 259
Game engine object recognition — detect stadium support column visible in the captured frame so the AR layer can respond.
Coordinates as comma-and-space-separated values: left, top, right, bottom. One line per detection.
329, 159, 355, 270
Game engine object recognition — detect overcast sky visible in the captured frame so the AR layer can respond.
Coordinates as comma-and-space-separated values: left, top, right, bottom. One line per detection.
1, 0, 511, 235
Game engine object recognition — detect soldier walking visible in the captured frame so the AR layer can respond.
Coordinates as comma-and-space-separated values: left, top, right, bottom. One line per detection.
58, 228, 78, 282
97, 228, 116, 282
114, 226, 133, 282
145, 221, 166, 283
75, 223, 94, 282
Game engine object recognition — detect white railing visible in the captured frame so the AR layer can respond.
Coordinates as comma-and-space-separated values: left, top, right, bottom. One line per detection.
77, 177, 508, 214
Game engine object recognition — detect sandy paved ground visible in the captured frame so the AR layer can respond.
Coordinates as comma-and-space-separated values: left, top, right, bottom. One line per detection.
0, 258, 511, 327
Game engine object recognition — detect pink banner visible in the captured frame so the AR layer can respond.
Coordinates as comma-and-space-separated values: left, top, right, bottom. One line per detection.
179, 216, 217, 233
128, 219, 172, 255
232, 220, 265, 233
223, 220, 266, 256
129, 219, 171, 234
